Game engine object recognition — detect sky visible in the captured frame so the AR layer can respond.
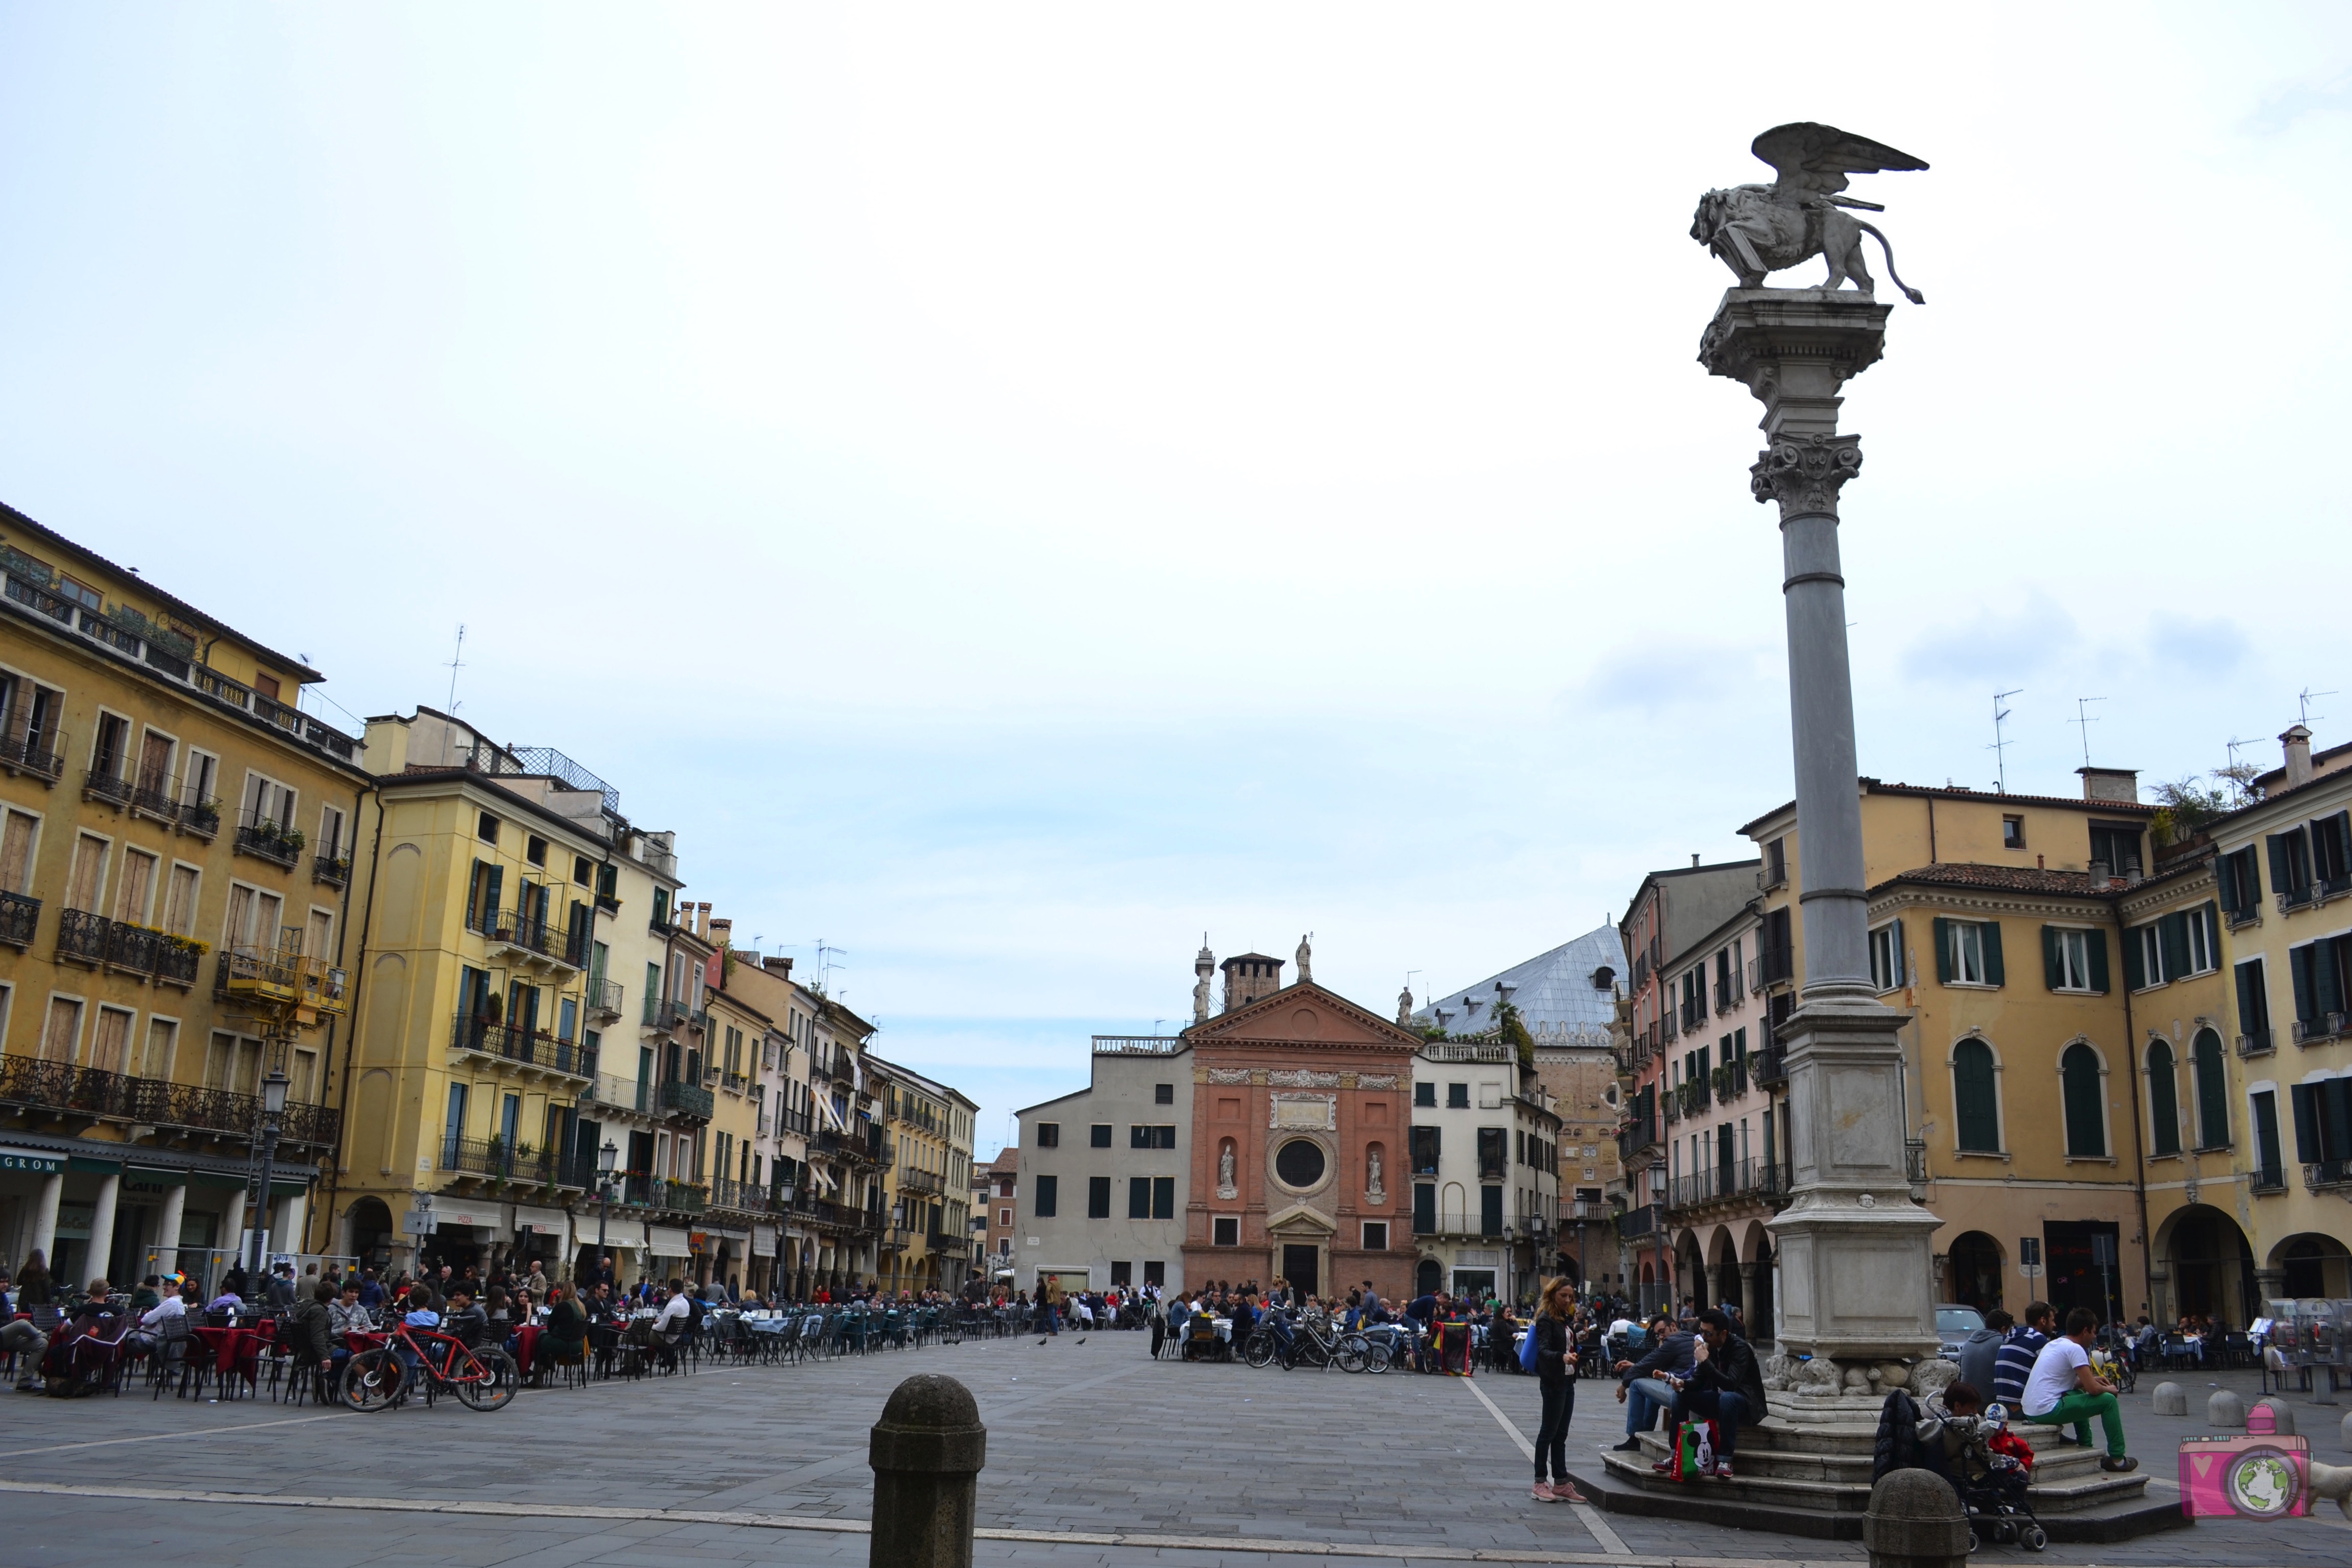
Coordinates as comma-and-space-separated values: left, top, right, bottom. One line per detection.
2, 5, 2347, 1157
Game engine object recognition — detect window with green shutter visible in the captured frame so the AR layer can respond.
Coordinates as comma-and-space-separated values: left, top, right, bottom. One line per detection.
2043, 926, 2104, 991
1936, 918, 2001, 985
2235, 958, 2270, 1049
2061, 1043, 2106, 1157
1951, 1038, 2000, 1152
2144, 1039, 2180, 1156
2192, 1029, 2230, 1150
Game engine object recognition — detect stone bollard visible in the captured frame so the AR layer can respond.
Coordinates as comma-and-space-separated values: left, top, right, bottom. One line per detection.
869, 1373, 987, 1568
2208, 1388, 2246, 1429
2150, 1381, 2187, 1415
1864, 1468, 1970, 1568
2253, 1395, 2296, 1436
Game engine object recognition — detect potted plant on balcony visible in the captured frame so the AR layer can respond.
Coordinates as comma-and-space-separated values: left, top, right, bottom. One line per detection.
185, 800, 220, 836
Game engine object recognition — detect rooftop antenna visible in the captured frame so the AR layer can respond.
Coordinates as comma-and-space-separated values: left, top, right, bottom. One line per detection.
813, 939, 848, 994
2071, 696, 2105, 769
2298, 687, 2335, 727
444, 624, 468, 715
2219, 737, 2264, 807
1987, 688, 2022, 793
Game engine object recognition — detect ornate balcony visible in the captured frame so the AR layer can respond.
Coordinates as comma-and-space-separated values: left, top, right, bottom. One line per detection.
0, 1055, 339, 1148
438, 1135, 557, 1186
449, 1015, 597, 1080
234, 813, 304, 869
658, 1079, 714, 1121
55, 908, 109, 966
83, 766, 134, 809
483, 906, 586, 971
586, 977, 624, 1023
312, 853, 351, 888
0, 890, 37, 949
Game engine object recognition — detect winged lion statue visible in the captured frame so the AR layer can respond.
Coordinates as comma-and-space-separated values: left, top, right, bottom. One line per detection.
1693, 123, 1927, 303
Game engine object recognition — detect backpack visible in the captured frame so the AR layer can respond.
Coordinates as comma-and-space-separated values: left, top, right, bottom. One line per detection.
1872, 1389, 1921, 1481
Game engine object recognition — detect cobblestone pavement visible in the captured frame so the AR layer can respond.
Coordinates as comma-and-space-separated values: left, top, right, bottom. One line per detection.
0, 1335, 2346, 1566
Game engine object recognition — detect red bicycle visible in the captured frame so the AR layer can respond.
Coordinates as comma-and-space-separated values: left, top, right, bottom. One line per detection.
340, 1320, 517, 1413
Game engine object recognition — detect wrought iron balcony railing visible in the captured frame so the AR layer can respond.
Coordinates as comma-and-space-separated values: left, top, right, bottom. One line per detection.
708, 1177, 775, 1215
234, 814, 304, 868
658, 1079, 714, 1120
83, 766, 134, 808
586, 977, 624, 1020
0, 890, 38, 948
483, 906, 587, 967
438, 1135, 557, 1185
312, 853, 351, 888
0, 712, 65, 781
448, 1015, 597, 1079
644, 995, 691, 1031
0, 1054, 340, 1146
181, 797, 221, 838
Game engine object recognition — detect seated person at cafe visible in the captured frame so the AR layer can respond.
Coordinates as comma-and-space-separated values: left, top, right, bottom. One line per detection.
284, 1281, 337, 1392
442, 1285, 489, 1347
652, 1280, 693, 1368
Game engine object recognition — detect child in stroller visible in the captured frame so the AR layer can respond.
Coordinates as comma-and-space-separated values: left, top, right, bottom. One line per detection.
1927, 1382, 2047, 1552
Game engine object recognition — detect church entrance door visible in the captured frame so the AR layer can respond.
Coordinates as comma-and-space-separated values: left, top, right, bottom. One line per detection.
1281, 1243, 1319, 1298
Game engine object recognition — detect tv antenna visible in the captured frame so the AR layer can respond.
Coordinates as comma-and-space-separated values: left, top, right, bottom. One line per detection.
2220, 737, 2264, 806
813, 939, 848, 994
1987, 688, 2023, 793
2071, 696, 2105, 769
444, 624, 467, 714
2298, 687, 2335, 727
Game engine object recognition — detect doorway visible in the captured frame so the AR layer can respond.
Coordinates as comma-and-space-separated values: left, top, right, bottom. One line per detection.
1280, 1243, 1319, 1298
1416, 1257, 1442, 1297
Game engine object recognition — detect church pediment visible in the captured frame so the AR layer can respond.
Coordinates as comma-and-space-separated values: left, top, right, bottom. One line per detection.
1265, 1202, 1338, 1236
1187, 980, 1421, 1052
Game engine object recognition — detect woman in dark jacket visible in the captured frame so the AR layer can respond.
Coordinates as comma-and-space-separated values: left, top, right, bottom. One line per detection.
15, 1250, 53, 1307
285, 1282, 337, 1392
1532, 1278, 1587, 1504
544, 1285, 588, 1362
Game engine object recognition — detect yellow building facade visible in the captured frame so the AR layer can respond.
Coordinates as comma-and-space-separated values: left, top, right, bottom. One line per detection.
1, 503, 362, 1288
871, 1056, 975, 1296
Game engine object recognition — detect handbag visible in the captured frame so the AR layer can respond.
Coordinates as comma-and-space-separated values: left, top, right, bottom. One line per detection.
1518, 1322, 1540, 1373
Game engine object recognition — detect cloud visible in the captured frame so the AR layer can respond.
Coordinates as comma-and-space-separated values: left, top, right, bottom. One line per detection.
2146, 613, 2248, 678
1899, 596, 2079, 687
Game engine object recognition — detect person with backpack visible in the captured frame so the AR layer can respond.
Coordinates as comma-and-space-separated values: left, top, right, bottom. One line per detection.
1529, 1278, 1588, 1504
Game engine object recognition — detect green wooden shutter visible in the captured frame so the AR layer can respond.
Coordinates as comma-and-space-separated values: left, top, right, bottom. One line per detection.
2241, 845, 2264, 905
2314, 939, 2341, 1019
2145, 1040, 2179, 1156
2158, 912, 2189, 982
2290, 945, 2317, 1022
2086, 929, 2110, 993
2061, 1043, 2105, 1157
2235, 960, 2263, 1039
2290, 1083, 2320, 1162
1952, 1039, 1999, 1152
2041, 926, 2063, 990
2267, 835, 2292, 896
2122, 925, 2147, 991
2193, 1031, 2228, 1149
467, 859, 488, 928
2325, 1081, 2352, 1163
484, 864, 504, 928
1981, 921, 2005, 987
2252, 1092, 2283, 1185
1933, 917, 1953, 984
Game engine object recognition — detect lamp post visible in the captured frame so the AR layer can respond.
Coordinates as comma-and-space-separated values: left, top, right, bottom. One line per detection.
248, 1066, 291, 1277
595, 1138, 619, 1264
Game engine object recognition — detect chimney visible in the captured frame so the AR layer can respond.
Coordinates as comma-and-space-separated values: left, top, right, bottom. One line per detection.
709, 916, 732, 948
695, 902, 710, 940
762, 955, 795, 976
2076, 766, 2139, 804
1689, 853, 1700, 868
2282, 724, 2314, 790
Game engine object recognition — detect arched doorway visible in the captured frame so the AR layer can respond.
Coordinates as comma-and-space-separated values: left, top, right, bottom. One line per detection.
1947, 1231, 2003, 1312
1416, 1257, 1442, 1296
2166, 1205, 2257, 1328
2275, 1234, 2352, 1299
1708, 1230, 1743, 1319
346, 1196, 394, 1273
1741, 1222, 1775, 1344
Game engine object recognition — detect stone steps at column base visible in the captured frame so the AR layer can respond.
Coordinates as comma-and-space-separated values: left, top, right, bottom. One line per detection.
1567, 1457, 2188, 1544
1623, 1424, 2117, 1491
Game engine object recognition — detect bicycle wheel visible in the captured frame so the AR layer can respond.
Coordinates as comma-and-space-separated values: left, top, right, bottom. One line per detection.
1364, 1341, 1393, 1374
341, 1349, 402, 1413
1336, 1336, 1368, 1374
1241, 1331, 1276, 1368
453, 1346, 518, 1411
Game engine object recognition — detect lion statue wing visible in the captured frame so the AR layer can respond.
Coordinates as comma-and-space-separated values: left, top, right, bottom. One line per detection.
1752, 122, 1929, 197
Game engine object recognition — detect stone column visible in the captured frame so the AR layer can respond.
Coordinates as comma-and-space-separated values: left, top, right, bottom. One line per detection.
84, 1171, 121, 1287
1702, 291, 1939, 1373
279, 1190, 309, 1255
28, 1171, 63, 1263
223, 1187, 248, 1265
152, 1182, 187, 1278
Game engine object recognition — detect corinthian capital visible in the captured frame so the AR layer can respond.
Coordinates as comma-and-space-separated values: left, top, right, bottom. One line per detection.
1750, 434, 1863, 519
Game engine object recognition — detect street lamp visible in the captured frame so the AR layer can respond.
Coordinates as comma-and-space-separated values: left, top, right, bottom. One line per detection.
248, 1066, 291, 1276
594, 1138, 619, 1265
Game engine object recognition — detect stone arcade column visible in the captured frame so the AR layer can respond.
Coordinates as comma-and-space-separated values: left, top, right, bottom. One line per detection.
1701, 290, 1940, 1386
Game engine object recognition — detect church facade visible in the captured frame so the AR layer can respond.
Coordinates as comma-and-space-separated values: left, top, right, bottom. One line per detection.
1180, 950, 1419, 1303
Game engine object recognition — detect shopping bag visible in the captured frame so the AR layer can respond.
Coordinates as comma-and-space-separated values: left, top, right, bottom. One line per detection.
1674, 1418, 1717, 1479
1518, 1327, 1539, 1373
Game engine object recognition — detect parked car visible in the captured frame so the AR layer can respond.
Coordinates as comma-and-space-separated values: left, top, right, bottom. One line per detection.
1935, 1302, 1986, 1360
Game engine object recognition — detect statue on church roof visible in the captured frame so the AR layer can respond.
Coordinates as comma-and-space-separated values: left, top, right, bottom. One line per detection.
1295, 933, 1313, 985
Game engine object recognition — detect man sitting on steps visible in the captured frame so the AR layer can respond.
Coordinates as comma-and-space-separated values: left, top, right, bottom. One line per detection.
2020, 1306, 2137, 1473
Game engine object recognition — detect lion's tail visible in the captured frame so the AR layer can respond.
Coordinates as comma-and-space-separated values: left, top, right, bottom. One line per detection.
1855, 221, 1925, 305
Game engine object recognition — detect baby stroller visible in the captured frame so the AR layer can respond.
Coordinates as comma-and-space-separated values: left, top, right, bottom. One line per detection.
1947, 1405, 2046, 1553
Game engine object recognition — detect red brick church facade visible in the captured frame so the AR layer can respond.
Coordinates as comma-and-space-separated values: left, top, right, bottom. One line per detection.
1181, 961, 1418, 1304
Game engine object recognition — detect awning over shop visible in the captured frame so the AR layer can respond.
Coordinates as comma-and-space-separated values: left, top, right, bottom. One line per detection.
0, 1147, 66, 1175
751, 1224, 778, 1254
511, 1205, 569, 1237
122, 1164, 190, 1188
68, 1155, 121, 1173
710, 1226, 750, 1245
434, 1201, 512, 1231
647, 1225, 693, 1256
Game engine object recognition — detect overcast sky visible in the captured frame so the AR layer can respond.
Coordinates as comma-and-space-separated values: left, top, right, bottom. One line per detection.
3, 5, 2346, 1155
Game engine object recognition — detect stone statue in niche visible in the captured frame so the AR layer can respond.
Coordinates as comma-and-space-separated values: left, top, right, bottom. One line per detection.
1217, 1140, 1238, 1199
1690, 122, 1927, 302
1365, 1146, 1384, 1203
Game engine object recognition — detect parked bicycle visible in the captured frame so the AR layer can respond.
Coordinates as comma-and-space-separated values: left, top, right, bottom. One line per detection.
341, 1319, 518, 1413
1243, 1313, 1389, 1373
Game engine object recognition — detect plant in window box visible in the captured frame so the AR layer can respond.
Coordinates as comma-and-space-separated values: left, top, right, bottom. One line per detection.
185, 801, 220, 834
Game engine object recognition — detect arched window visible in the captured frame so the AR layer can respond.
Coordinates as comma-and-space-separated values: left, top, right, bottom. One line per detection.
2061, 1043, 2106, 1157
1952, 1038, 2000, 1152
2145, 1039, 2180, 1156
2192, 1028, 2230, 1149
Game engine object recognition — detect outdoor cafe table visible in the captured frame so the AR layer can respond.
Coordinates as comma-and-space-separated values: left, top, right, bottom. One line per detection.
190, 1320, 276, 1392
510, 1322, 542, 1376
